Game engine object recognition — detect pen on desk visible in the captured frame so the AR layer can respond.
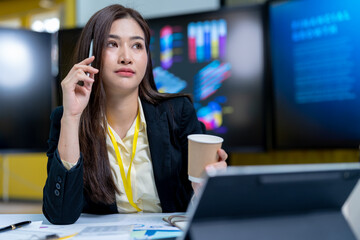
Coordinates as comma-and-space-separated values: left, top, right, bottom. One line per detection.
0, 221, 31, 233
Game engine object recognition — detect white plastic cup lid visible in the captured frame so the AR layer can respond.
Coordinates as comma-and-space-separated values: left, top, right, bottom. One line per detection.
187, 134, 223, 144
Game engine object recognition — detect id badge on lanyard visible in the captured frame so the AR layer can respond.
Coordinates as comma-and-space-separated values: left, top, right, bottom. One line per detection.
107, 111, 142, 212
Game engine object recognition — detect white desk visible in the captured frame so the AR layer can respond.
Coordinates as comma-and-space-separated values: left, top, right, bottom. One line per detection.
0, 213, 183, 239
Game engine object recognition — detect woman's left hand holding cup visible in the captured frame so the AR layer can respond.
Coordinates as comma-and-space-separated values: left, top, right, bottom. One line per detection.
192, 149, 228, 195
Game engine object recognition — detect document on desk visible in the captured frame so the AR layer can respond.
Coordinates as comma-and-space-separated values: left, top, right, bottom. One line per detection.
0, 222, 133, 240
73, 213, 182, 230
0, 213, 181, 240
75, 224, 133, 239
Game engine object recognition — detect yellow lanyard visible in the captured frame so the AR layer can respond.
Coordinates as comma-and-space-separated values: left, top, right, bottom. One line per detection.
107, 110, 142, 212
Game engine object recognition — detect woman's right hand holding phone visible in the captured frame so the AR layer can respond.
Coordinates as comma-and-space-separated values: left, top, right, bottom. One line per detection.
58, 56, 98, 164
61, 56, 98, 119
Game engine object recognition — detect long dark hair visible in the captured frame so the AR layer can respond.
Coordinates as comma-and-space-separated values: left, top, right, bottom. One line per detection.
73, 4, 190, 204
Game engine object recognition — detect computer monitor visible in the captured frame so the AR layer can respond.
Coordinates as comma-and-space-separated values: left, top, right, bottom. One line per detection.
0, 28, 54, 152
148, 5, 267, 152
269, 0, 360, 149
181, 163, 360, 240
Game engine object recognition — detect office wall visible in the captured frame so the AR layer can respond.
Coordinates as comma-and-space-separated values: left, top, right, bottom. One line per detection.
0, 0, 76, 29
0, 153, 47, 201
76, 0, 220, 26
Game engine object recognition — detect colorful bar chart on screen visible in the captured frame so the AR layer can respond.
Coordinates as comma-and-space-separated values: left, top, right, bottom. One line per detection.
196, 96, 230, 133
153, 66, 187, 93
194, 60, 231, 101
160, 25, 183, 69
197, 101, 223, 131
187, 19, 227, 63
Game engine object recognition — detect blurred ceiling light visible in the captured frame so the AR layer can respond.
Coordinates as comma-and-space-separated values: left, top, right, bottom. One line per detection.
31, 18, 59, 33
32, 20, 45, 32
44, 18, 60, 32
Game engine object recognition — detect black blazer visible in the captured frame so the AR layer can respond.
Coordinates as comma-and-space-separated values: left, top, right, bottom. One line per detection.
43, 97, 205, 224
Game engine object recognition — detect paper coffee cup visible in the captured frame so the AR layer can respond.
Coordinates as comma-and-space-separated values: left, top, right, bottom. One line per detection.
187, 134, 223, 183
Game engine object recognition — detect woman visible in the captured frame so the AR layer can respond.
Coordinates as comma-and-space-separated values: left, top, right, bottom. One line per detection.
43, 4, 227, 225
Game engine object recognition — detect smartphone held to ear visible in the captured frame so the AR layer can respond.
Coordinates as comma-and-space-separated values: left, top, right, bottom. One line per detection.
77, 39, 94, 86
